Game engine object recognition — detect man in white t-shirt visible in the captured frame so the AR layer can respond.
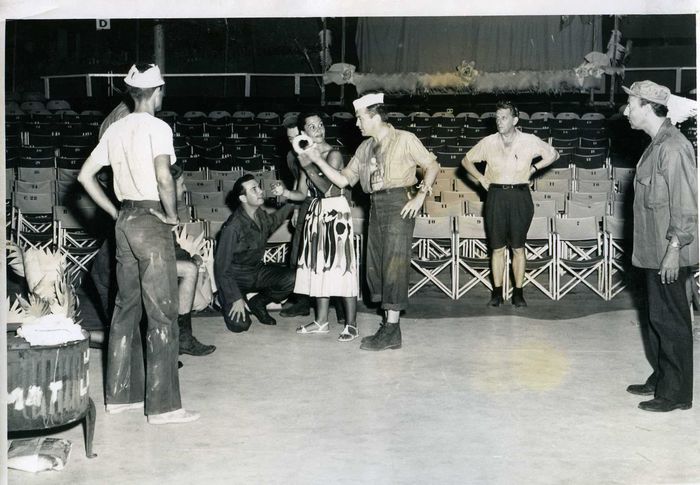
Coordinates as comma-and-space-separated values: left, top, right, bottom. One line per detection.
462, 100, 558, 308
78, 64, 199, 425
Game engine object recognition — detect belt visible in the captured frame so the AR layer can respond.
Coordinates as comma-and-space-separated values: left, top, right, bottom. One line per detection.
121, 200, 162, 209
490, 183, 529, 190
371, 186, 411, 196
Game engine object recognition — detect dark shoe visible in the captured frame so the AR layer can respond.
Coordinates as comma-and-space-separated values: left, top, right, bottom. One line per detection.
178, 313, 216, 356
248, 295, 277, 325
279, 299, 310, 317
488, 287, 503, 307
512, 287, 527, 307
282, 294, 310, 311
360, 322, 402, 351
626, 383, 655, 396
361, 316, 386, 345
638, 397, 692, 412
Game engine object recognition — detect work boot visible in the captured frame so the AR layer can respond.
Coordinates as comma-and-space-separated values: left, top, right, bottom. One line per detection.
511, 287, 527, 307
279, 295, 311, 317
248, 294, 277, 325
178, 313, 216, 356
488, 286, 504, 307
361, 314, 387, 345
282, 294, 310, 312
360, 321, 402, 351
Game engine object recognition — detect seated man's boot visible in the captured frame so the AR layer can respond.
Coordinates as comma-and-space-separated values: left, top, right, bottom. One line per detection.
248, 294, 277, 325
360, 321, 402, 351
178, 313, 216, 356
279, 294, 311, 317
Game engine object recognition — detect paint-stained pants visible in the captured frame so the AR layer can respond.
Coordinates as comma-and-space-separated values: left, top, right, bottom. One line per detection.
367, 188, 416, 311
105, 204, 181, 415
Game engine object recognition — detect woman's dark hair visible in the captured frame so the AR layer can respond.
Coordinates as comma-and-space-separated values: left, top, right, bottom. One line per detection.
296, 111, 325, 133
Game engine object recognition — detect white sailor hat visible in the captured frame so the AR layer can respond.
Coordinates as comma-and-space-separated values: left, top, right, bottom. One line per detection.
352, 92, 384, 111
124, 64, 165, 89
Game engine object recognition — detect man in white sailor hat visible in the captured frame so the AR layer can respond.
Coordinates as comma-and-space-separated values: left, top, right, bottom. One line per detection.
79, 63, 200, 424
299, 91, 440, 351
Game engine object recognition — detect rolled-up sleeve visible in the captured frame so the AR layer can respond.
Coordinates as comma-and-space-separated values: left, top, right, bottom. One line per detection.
341, 156, 361, 187
661, 144, 698, 247
406, 133, 439, 173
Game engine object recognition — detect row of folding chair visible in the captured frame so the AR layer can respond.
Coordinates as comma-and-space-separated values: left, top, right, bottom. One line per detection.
407, 215, 625, 301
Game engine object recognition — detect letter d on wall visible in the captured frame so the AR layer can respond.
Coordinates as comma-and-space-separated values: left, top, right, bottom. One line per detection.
96, 19, 111, 30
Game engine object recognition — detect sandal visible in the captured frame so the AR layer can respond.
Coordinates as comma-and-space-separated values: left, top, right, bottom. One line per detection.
296, 321, 329, 334
337, 324, 359, 342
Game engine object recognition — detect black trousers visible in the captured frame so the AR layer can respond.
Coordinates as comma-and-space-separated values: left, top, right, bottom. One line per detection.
641, 267, 694, 403
220, 263, 295, 332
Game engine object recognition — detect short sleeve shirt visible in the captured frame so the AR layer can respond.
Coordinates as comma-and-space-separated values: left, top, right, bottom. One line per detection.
466, 130, 557, 184
89, 112, 176, 201
342, 125, 439, 193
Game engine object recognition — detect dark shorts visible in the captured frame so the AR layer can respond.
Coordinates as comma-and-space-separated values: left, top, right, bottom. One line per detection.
484, 184, 534, 249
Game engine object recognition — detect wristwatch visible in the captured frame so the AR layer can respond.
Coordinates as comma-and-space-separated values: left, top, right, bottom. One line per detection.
669, 240, 681, 249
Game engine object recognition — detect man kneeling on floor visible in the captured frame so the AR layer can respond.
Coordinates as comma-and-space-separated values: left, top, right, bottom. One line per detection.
214, 174, 303, 332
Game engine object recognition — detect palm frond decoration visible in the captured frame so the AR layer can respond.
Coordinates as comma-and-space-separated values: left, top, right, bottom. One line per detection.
175, 225, 207, 258
22, 247, 65, 301
6, 295, 26, 324
18, 294, 53, 320
7, 242, 26, 277
53, 271, 81, 324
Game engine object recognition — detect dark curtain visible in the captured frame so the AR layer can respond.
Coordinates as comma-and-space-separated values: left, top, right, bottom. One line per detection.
356, 16, 602, 73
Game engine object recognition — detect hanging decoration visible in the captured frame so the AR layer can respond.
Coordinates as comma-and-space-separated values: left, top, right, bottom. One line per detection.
324, 60, 622, 95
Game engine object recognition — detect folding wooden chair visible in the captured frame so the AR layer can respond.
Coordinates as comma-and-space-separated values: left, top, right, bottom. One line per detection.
409, 216, 457, 299
455, 216, 494, 299
553, 216, 608, 300
53, 205, 102, 284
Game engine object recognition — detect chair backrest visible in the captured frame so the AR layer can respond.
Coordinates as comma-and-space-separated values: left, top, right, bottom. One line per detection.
565, 199, 608, 218
455, 112, 479, 119
581, 112, 606, 120
530, 111, 554, 120
14, 179, 55, 194
569, 191, 609, 204
186, 179, 220, 192
268, 223, 293, 243
530, 191, 566, 212
526, 216, 552, 239
467, 200, 484, 217
188, 190, 226, 207
456, 216, 487, 238
603, 215, 630, 240
575, 179, 614, 193
534, 178, 570, 193
413, 215, 454, 238
193, 205, 232, 221
424, 200, 465, 217
554, 216, 601, 240
13, 191, 55, 213
17, 167, 56, 182
575, 167, 610, 182
441, 191, 481, 204
533, 199, 557, 217
555, 112, 580, 120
